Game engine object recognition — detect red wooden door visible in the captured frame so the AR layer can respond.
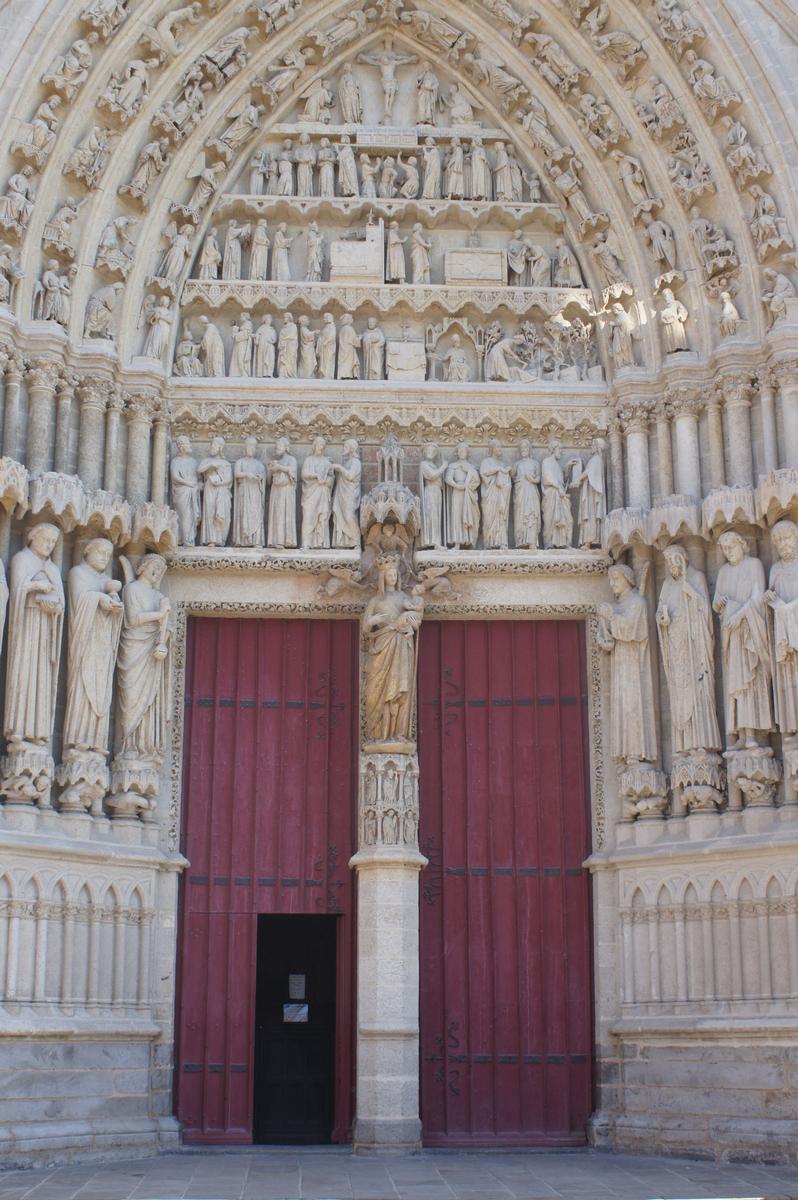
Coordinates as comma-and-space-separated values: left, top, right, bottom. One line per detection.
418, 620, 593, 1146
175, 617, 359, 1144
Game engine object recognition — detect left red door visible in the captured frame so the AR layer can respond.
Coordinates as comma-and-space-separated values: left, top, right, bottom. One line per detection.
174, 617, 359, 1144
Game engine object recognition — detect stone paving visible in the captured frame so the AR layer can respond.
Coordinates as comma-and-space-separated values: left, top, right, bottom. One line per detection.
0, 1149, 798, 1200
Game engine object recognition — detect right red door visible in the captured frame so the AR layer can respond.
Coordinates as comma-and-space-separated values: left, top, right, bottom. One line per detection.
418, 620, 593, 1146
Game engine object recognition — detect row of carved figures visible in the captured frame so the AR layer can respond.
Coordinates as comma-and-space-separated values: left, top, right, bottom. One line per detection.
0, 527, 171, 818
601, 523, 798, 817
241, 134, 540, 203
170, 435, 606, 551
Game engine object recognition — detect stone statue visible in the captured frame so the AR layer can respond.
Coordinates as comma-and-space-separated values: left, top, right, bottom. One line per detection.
468, 137, 491, 201
420, 444, 448, 550
233, 436, 266, 548
553, 239, 582, 287
357, 41, 418, 124
360, 153, 379, 198
763, 269, 796, 327
660, 287, 689, 352
63, 124, 117, 189
299, 78, 334, 123
335, 134, 359, 196
337, 314, 361, 379
766, 520, 798, 738
277, 140, 294, 195
571, 438, 606, 548
174, 334, 202, 377
95, 214, 138, 276
113, 554, 171, 774
254, 314, 277, 377
198, 436, 233, 547
416, 63, 440, 125
541, 438, 573, 549
298, 315, 317, 378
386, 222, 407, 283
3, 524, 64, 751
435, 334, 471, 383
229, 312, 253, 377
421, 138, 442, 200
197, 227, 222, 280
268, 437, 298, 548
272, 222, 293, 281
301, 436, 334, 548
317, 312, 337, 379
83, 282, 123, 339
120, 137, 170, 203
199, 315, 225, 377
170, 435, 201, 546
249, 219, 270, 280
318, 138, 336, 196
141, 295, 172, 361
512, 440, 541, 549
598, 564, 658, 764
720, 291, 741, 338
339, 62, 363, 123
607, 303, 636, 369
222, 219, 250, 280
59, 539, 124, 808
362, 317, 385, 380
713, 530, 773, 749
410, 224, 432, 285
294, 132, 316, 195
305, 221, 325, 282
277, 312, 298, 378
99, 56, 158, 121
480, 441, 512, 550
445, 444, 480, 549
444, 137, 465, 200
332, 439, 362, 549
362, 555, 424, 746
0, 167, 36, 233
42, 34, 98, 101
397, 153, 420, 199
657, 544, 722, 754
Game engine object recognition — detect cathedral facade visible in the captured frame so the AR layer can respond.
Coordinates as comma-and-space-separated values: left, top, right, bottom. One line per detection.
0, 0, 797, 1166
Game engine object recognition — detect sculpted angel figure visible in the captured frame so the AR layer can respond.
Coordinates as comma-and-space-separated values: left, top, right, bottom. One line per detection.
362, 555, 424, 746
310, 9, 372, 57
713, 530, 773, 749
462, 51, 527, 112
598, 564, 658, 764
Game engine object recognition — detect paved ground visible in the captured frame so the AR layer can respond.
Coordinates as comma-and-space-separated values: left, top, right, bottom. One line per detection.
1, 1149, 798, 1200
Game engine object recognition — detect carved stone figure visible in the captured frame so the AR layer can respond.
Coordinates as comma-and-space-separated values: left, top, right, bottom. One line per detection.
268, 437, 297, 548
139, 2, 202, 59
339, 62, 363, 123
749, 185, 797, 262
0, 246, 21, 306
512, 440, 541, 549
585, 7, 647, 82
612, 151, 661, 221
545, 151, 607, 236
63, 124, 116, 189
260, 47, 315, 105
541, 438, 573, 549
298, 315, 317, 378
480, 441, 512, 550
420, 444, 448, 550
233, 437, 266, 547
199, 314, 225, 376
301, 435, 334, 548
360, 153, 379, 199
386, 222, 407, 283
34, 260, 74, 325
59, 539, 123, 809
519, 96, 560, 156
246, 219, 269, 281
362, 555, 424, 746
653, 0, 705, 59
357, 41, 418, 123
182, 160, 225, 219
400, 10, 473, 61
142, 295, 172, 360
11, 97, 62, 166
766, 521, 798, 737
445, 444, 480, 549
763, 269, 795, 326
99, 56, 158, 121
598, 564, 658, 764
84, 282, 124, 339
277, 312, 298, 377
0, 167, 36, 233
713, 530, 773, 748
485, 332, 534, 382
174, 334, 202, 377
156, 222, 194, 284
592, 232, 627, 288
276, 139, 294, 195
469, 138, 492, 202
571, 438, 606, 548
437, 333, 471, 382
719, 291, 741, 337
229, 312, 253, 377
3, 524, 64, 751
96, 214, 138, 275
199, 436, 233, 547
660, 287, 689, 352
317, 312, 337, 379
332, 439, 362, 549
379, 157, 398, 199
299, 78, 334, 123
554, 238, 582, 287
337, 314, 361, 379
310, 9, 371, 57
444, 138, 465, 200
271, 222, 293, 282
80, 0, 129, 41
318, 138, 336, 196
362, 317, 385, 380
685, 51, 741, 122
223, 220, 250, 280
397, 153, 420, 200
421, 138, 442, 200
657, 544, 722, 754
643, 216, 676, 270
305, 221, 325, 282
524, 32, 587, 95
607, 302, 636, 369
197, 226, 222, 280
416, 63, 440, 126
724, 119, 772, 190
171, 435, 201, 546
463, 51, 527, 112
294, 132, 316, 196
121, 137, 170, 203
254, 314, 277, 376
42, 34, 99, 100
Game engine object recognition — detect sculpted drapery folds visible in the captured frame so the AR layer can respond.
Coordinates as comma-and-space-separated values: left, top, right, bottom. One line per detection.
62, 539, 123, 756
199, 436, 233, 547
445, 443, 480, 550
479, 440, 512, 551
171, 435, 201, 547
656, 544, 721, 755
301, 435, 334, 549
598, 564, 658, 765
362, 555, 424, 748
713, 531, 773, 749
766, 520, 798, 737
115, 554, 172, 765
233, 436, 267, 548
332, 439, 362, 549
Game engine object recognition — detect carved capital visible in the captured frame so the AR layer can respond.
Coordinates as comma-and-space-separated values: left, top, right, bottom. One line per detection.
78, 376, 112, 413
56, 370, 80, 399
772, 358, 798, 391
755, 365, 777, 394
3, 352, 24, 381
615, 397, 654, 433
124, 391, 158, 424
665, 385, 703, 420
718, 371, 753, 409
25, 356, 61, 393
105, 389, 126, 414
153, 398, 174, 428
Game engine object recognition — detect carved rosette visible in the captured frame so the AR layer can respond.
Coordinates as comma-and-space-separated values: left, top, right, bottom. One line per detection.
618, 763, 669, 820
725, 747, 782, 809
671, 750, 725, 812
701, 486, 758, 536
0, 745, 55, 807
0, 456, 29, 515
757, 468, 798, 525
602, 507, 648, 556
359, 753, 419, 853
647, 494, 701, 545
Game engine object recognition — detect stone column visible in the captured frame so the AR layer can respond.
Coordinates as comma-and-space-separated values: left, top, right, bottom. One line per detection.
757, 369, 779, 475
150, 401, 172, 506
53, 372, 78, 474
608, 418, 624, 511
77, 378, 109, 491
775, 361, 798, 467
618, 399, 653, 509
720, 374, 754, 488
1, 353, 24, 461
669, 389, 703, 501
124, 393, 156, 505
25, 357, 60, 477
103, 391, 125, 495
703, 396, 726, 492
654, 405, 674, 498
351, 753, 425, 1151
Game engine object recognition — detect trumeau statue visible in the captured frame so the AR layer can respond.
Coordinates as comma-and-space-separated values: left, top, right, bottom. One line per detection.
766, 520, 798, 737
598, 563, 658, 765
713, 530, 773, 748
362, 554, 424, 748
268, 437, 297, 548
420, 444, 448, 550
571, 437, 606, 548
332, 439, 362, 549
301, 435, 334, 548
512, 440, 541, 550
541, 438, 573, 549
171, 435, 201, 547
233, 437, 266, 547
480, 441, 512, 551
3, 524, 64, 751
113, 554, 171, 771
657, 544, 721, 754
198, 436, 233, 547
445, 444, 480, 549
